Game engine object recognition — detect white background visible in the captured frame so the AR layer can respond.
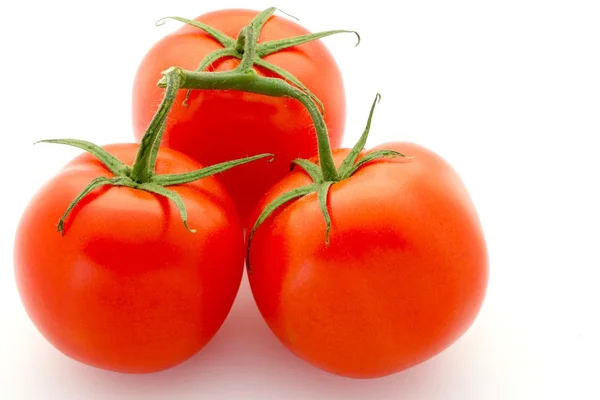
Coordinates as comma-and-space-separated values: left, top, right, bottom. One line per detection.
1, 0, 599, 399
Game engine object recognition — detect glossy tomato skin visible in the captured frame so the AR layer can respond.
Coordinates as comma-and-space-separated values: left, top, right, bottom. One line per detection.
247, 143, 488, 378
132, 9, 346, 225
14, 144, 244, 373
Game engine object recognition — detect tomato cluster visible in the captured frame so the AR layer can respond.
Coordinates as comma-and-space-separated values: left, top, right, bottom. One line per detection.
13, 8, 488, 379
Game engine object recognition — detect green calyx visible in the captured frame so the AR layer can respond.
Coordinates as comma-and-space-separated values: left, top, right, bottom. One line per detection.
156, 6, 360, 112
245, 94, 412, 272
39, 68, 273, 236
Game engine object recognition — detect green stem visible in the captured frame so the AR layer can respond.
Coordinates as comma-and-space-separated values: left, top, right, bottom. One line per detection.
193, 48, 240, 73
236, 26, 258, 73
130, 67, 183, 182
36, 139, 129, 176
250, 7, 278, 33
246, 183, 318, 273
235, 7, 275, 55
318, 181, 334, 245
290, 159, 323, 183
337, 93, 381, 177
254, 58, 324, 113
137, 183, 197, 233
256, 30, 360, 57
156, 16, 235, 47
152, 153, 273, 186
57, 176, 117, 235
234, 29, 246, 54
162, 68, 338, 181
342, 149, 409, 179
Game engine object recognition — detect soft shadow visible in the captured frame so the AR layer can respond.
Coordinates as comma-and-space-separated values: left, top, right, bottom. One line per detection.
62, 272, 471, 399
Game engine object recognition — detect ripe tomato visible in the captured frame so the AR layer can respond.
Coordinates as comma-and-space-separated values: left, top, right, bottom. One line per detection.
14, 144, 244, 373
132, 8, 346, 225
247, 143, 489, 378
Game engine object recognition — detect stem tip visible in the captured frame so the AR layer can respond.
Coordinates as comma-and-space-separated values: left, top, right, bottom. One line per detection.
57, 220, 65, 236
354, 31, 361, 47
184, 221, 197, 233
275, 8, 300, 21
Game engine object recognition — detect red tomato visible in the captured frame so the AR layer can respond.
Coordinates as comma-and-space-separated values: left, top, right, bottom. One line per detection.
247, 143, 489, 378
14, 144, 244, 373
132, 8, 346, 225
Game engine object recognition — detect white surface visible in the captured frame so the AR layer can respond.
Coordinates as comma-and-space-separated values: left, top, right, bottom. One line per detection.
1, 0, 599, 399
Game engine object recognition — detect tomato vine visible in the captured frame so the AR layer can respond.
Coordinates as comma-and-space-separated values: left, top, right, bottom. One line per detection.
154, 14, 412, 269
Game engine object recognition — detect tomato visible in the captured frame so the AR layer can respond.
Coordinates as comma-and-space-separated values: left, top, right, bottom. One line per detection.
247, 143, 489, 378
132, 8, 347, 225
14, 144, 245, 373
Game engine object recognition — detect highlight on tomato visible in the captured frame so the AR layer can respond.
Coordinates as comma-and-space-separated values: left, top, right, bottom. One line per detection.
13, 69, 272, 374
245, 93, 489, 379
132, 7, 359, 225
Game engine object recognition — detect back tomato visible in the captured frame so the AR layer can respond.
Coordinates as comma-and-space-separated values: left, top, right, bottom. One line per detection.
132, 9, 346, 225
247, 143, 489, 378
14, 144, 244, 373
